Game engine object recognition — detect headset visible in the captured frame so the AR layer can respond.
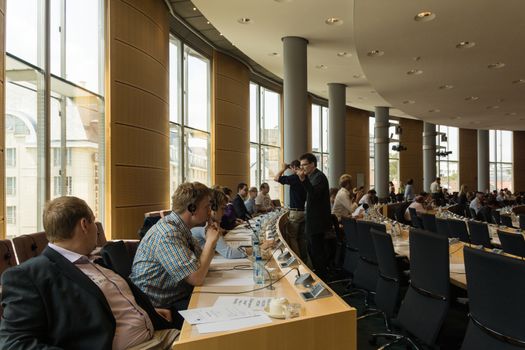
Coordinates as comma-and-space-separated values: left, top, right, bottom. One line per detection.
187, 183, 198, 214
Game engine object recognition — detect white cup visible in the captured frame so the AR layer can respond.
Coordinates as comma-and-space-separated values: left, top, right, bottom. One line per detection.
269, 297, 288, 316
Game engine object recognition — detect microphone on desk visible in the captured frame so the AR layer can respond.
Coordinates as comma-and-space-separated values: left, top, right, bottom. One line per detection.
292, 267, 315, 288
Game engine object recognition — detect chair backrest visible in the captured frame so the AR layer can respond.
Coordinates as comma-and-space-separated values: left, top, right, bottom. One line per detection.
0, 240, 17, 276
138, 215, 162, 239
408, 207, 423, 229
352, 221, 379, 291
342, 218, 358, 250
395, 201, 411, 224
95, 222, 107, 247
467, 221, 492, 248
271, 199, 282, 208
371, 228, 401, 318
12, 232, 49, 264
462, 247, 525, 349
501, 214, 514, 228
397, 229, 450, 345
491, 210, 501, 225
330, 214, 344, 241
435, 217, 450, 238
520, 215, 525, 230
100, 240, 132, 278
497, 230, 525, 258
421, 213, 437, 233
123, 240, 141, 262
469, 208, 478, 220
356, 221, 378, 263
447, 219, 470, 243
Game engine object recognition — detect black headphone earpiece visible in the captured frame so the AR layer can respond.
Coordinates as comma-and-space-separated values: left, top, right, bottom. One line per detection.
211, 199, 218, 212
187, 184, 197, 214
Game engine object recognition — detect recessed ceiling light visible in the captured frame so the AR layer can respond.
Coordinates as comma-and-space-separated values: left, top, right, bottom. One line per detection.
325, 17, 343, 25
407, 69, 423, 75
403, 100, 415, 104
268, 52, 279, 56
337, 51, 352, 58
488, 62, 505, 69
512, 79, 525, 84
206, 21, 210, 25
192, 7, 197, 11
413, 56, 422, 61
456, 41, 476, 49
439, 84, 454, 90
497, 98, 505, 103
367, 50, 384, 57
505, 112, 517, 116
429, 109, 441, 113
465, 96, 479, 101
353, 74, 362, 79
219, 33, 223, 36
238, 18, 252, 24
370, 91, 377, 94
450, 116, 462, 120
487, 105, 500, 109
316, 64, 328, 69
274, 0, 293, 3
414, 11, 436, 22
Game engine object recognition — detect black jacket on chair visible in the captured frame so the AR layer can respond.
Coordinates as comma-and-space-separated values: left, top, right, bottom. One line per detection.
0, 247, 171, 350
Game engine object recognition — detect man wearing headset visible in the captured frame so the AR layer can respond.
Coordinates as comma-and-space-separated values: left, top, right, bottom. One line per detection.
131, 182, 220, 329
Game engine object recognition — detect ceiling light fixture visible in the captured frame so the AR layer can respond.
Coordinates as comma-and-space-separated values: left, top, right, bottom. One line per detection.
325, 17, 343, 25
414, 11, 436, 22
488, 62, 505, 69
512, 79, 525, 84
456, 41, 476, 49
237, 18, 252, 24
505, 112, 517, 116
268, 52, 279, 56
439, 84, 454, 90
465, 96, 479, 101
413, 56, 422, 61
407, 69, 423, 75
316, 64, 328, 69
486, 105, 500, 109
367, 50, 384, 57
192, 7, 197, 11
337, 52, 352, 58
402, 100, 415, 104
429, 109, 441, 113
353, 74, 362, 79
206, 21, 210, 24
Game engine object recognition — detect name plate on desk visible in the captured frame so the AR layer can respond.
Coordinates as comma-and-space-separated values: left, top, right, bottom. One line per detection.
300, 283, 333, 301
279, 256, 298, 268
277, 250, 291, 261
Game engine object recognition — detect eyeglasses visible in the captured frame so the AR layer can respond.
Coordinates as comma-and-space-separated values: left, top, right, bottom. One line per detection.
300, 162, 311, 168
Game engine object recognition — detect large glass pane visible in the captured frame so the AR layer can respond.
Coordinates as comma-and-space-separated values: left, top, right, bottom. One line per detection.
501, 163, 513, 191
250, 144, 259, 189
250, 83, 258, 143
489, 163, 497, 192
369, 117, 375, 158
489, 130, 496, 162
261, 145, 280, 200
169, 37, 181, 124
261, 88, 280, 146
369, 158, 375, 189
169, 124, 182, 195
389, 159, 399, 187
185, 48, 209, 132
322, 153, 329, 178
184, 128, 210, 185
448, 127, 459, 161
500, 131, 512, 163
6, 0, 42, 67
322, 106, 329, 153
311, 105, 320, 152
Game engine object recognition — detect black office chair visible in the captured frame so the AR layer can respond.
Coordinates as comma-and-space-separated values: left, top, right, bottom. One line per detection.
100, 240, 133, 278
469, 208, 478, 220
420, 213, 437, 233
395, 202, 411, 225
370, 229, 405, 332
491, 210, 501, 225
497, 230, 525, 258
467, 221, 492, 248
500, 215, 514, 228
520, 215, 525, 230
342, 218, 359, 276
461, 247, 525, 349
409, 208, 424, 229
383, 229, 450, 349
435, 217, 450, 238
447, 219, 470, 243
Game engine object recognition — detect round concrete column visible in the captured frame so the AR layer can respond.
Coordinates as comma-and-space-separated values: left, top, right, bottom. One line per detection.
477, 129, 489, 192
374, 107, 389, 199
328, 83, 346, 187
423, 122, 437, 192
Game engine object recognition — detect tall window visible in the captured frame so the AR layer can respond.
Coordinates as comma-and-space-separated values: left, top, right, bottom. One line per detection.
250, 82, 281, 200
436, 125, 459, 191
490, 130, 513, 191
369, 117, 400, 189
369, 117, 375, 188
169, 36, 211, 196
5, 0, 104, 237
311, 104, 329, 177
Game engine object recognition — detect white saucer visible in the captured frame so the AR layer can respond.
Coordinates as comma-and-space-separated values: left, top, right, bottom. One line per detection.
263, 305, 286, 319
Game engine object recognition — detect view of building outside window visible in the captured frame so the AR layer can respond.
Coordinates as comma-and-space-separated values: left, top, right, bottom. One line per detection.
369, 117, 400, 189
5, 0, 104, 238
436, 125, 459, 192
249, 82, 281, 200
311, 104, 329, 177
489, 130, 513, 192
169, 36, 211, 197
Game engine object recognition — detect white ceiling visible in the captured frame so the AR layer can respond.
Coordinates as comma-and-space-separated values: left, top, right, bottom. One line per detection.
193, 0, 525, 130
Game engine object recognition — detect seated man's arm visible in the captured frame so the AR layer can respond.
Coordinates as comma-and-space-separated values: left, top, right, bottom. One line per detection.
0, 267, 61, 350
185, 223, 220, 286
215, 234, 247, 259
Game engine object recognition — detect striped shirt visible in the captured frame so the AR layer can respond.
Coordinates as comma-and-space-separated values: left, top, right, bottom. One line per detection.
130, 212, 202, 307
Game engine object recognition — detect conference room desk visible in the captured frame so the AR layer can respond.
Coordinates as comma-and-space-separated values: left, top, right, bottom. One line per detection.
174, 213, 357, 350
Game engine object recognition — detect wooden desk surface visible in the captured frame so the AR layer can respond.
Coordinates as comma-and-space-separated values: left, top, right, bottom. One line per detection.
174, 213, 357, 350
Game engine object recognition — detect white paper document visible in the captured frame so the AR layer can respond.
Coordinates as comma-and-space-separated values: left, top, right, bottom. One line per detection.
450, 263, 465, 274
178, 305, 257, 325
196, 314, 272, 334
214, 296, 273, 311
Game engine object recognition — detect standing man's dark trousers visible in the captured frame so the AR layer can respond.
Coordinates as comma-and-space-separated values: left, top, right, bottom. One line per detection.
307, 233, 328, 281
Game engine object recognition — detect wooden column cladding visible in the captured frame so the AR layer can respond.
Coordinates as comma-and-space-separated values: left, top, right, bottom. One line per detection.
513, 131, 525, 192
344, 107, 370, 190
105, 0, 169, 239
458, 128, 478, 191
0, 0, 5, 238
399, 118, 423, 194
212, 51, 250, 191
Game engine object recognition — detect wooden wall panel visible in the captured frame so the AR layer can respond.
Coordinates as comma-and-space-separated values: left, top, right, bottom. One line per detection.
459, 128, 478, 191
106, 0, 169, 238
513, 131, 525, 192
344, 107, 371, 190
213, 51, 250, 190
0, 0, 5, 238
399, 118, 423, 194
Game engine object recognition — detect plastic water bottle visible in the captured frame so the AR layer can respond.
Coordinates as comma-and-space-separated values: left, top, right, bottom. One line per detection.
253, 256, 264, 285
252, 239, 260, 258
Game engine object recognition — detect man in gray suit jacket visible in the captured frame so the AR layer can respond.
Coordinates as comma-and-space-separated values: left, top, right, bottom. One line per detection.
297, 153, 331, 280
